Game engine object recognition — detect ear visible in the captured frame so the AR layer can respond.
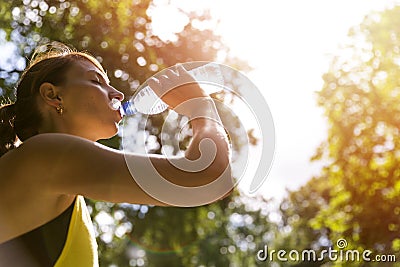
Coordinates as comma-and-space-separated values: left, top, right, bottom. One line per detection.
39, 82, 62, 108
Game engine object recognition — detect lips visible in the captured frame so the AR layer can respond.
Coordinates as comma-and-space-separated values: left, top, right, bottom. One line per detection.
109, 98, 122, 111
117, 108, 123, 120
107, 99, 122, 121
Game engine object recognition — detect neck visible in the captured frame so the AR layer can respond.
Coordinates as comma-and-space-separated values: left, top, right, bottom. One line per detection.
38, 118, 99, 142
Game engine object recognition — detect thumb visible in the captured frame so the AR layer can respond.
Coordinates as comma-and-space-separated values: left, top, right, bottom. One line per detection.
147, 77, 161, 94
175, 63, 188, 77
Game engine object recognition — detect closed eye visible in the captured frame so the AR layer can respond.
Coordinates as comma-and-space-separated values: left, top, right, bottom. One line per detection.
91, 79, 102, 85
86, 70, 110, 86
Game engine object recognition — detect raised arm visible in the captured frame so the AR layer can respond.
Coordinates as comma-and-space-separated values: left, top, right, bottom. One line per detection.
1, 66, 232, 207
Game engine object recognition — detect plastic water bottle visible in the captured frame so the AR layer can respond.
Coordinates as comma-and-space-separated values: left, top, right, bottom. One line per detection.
111, 62, 224, 115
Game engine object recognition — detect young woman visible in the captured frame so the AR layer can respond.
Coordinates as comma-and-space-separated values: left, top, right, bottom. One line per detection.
0, 43, 232, 266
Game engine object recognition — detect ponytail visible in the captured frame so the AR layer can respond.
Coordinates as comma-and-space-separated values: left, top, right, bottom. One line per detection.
0, 103, 17, 157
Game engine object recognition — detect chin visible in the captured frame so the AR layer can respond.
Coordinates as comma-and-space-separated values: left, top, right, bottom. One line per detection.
95, 125, 119, 141
109, 123, 120, 137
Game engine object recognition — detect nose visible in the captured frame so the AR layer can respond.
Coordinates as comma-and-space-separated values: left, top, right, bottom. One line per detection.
109, 85, 124, 101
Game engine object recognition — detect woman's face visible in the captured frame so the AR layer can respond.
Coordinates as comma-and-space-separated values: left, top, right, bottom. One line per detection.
59, 59, 124, 140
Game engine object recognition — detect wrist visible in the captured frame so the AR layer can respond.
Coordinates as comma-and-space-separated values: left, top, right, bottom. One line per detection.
188, 98, 219, 119
189, 99, 223, 131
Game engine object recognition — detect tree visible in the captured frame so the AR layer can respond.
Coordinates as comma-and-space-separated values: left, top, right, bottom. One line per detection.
271, 177, 331, 266
308, 5, 400, 266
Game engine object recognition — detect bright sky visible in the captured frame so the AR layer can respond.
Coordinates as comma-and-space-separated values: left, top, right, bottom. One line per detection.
218, 0, 399, 199
1, 0, 398, 201
152, 0, 400, 199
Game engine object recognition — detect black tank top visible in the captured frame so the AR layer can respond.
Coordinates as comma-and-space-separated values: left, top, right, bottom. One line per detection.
0, 200, 75, 267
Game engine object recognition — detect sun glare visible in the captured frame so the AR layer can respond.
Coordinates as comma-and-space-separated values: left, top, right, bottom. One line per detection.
147, 1, 190, 42
147, 0, 400, 198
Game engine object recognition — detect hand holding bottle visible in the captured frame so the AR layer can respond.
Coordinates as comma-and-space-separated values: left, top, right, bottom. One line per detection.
110, 62, 224, 116
147, 64, 213, 118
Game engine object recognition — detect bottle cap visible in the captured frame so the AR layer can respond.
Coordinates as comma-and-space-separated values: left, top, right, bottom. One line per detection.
121, 101, 137, 116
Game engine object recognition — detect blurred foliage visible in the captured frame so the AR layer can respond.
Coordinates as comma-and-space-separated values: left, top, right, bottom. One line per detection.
272, 177, 331, 266
0, 0, 249, 99
251, 4, 400, 267
88, 190, 276, 267
306, 5, 400, 267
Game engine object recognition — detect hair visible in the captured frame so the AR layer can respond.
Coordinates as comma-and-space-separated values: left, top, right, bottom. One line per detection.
0, 41, 105, 157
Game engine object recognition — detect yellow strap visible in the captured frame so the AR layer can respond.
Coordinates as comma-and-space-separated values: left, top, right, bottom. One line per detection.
54, 196, 98, 267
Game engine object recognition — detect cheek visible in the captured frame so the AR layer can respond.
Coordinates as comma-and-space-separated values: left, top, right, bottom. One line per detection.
82, 96, 98, 113
69, 97, 94, 115
63, 84, 112, 124
80, 96, 114, 127
67, 89, 106, 114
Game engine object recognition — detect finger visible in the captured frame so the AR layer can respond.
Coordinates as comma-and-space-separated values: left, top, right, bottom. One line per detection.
175, 63, 188, 76
157, 74, 170, 85
160, 74, 169, 80
147, 77, 161, 92
165, 69, 178, 77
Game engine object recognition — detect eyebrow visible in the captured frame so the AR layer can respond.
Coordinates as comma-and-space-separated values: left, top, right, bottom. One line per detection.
87, 69, 110, 84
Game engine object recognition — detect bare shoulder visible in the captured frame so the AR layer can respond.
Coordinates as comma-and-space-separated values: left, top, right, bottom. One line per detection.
0, 133, 105, 182
0, 133, 89, 201
0, 133, 118, 194
5, 133, 116, 164
16, 133, 103, 152
0, 134, 80, 243
1, 133, 100, 162
0, 133, 156, 204
0, 134, 69, 186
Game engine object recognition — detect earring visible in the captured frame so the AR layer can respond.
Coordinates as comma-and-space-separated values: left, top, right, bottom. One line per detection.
56, 104, 64, 115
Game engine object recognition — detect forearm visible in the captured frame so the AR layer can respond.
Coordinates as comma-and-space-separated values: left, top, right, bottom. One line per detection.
147, 98, 231, 185
184, 99, 231, 175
